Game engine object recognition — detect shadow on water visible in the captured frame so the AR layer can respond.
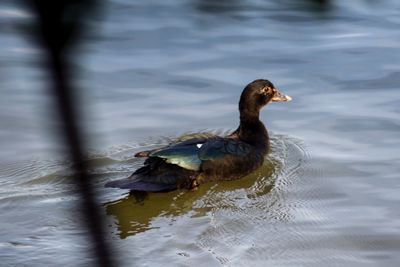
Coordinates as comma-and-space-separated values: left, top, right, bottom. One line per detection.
103, 132, 307, 239
104, 162, 275, 239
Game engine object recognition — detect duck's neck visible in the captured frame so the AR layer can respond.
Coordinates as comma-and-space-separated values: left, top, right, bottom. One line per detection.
236, 112, 269, 150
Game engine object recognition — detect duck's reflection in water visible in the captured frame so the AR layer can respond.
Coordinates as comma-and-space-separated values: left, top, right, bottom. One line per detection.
105, 159, 276, 239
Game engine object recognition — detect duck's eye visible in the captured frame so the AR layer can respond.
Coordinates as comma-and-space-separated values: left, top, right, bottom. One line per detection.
260, 87, 273, 94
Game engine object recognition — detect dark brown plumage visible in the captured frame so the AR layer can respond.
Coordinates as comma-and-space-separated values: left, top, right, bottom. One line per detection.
105, 79, 291, 191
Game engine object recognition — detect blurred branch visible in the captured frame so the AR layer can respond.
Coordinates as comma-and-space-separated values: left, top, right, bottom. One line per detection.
26, 1, 115, 266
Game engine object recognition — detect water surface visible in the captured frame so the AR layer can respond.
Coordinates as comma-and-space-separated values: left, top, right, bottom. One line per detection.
1, 0, 400, 266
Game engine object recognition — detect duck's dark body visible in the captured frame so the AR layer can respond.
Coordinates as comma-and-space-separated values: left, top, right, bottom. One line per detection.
105, 79, 291, 192
199, 120, 269, 182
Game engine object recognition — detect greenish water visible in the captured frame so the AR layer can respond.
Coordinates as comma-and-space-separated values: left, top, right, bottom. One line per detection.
1, 0, 400, 266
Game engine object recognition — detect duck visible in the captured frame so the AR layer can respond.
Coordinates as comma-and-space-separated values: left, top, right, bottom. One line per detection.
105, 79, 291, 192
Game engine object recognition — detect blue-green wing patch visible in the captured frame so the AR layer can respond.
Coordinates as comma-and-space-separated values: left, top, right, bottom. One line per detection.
149, 138, 207, 171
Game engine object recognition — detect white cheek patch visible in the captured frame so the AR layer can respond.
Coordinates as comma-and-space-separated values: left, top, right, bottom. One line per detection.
196, 144, 203, 148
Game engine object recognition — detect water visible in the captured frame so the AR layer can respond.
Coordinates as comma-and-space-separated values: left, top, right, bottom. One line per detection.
1, 0, 400, 266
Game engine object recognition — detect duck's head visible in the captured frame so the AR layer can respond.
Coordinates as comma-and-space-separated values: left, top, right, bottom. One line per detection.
239, 79, 291, 118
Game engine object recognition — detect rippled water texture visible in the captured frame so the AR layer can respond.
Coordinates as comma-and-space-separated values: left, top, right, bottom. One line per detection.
1, 0, 400, 266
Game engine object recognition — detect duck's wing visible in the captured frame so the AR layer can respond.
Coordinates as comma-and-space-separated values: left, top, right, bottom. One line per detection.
198, 138, 252, 161
150, 137, 252, 169
105, 137, 252, 192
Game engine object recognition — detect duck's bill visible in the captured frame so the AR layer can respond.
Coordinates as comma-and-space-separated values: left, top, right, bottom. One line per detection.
272, 89, 292, 102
